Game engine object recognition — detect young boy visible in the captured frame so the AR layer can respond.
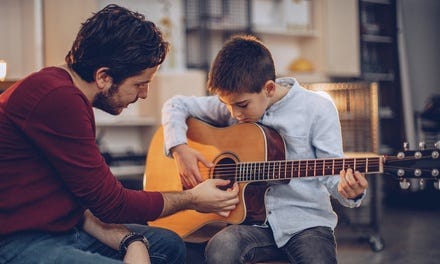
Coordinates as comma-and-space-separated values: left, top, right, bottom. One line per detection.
161, 35, 368, 263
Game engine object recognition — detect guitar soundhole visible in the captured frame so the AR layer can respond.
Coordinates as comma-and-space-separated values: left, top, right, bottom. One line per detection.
212, 156, 237, 190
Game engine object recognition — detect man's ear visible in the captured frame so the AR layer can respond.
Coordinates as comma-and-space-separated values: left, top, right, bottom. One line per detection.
95, 67, 112, 90
264, 80, 276, 97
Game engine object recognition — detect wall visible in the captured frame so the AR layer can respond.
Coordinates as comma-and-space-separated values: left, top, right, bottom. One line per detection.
398, 0, 440, 145
0, 0, 43, 79
98, 0, 185, 71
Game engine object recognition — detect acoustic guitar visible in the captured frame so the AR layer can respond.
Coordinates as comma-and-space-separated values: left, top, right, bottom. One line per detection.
144, 118, 439, 240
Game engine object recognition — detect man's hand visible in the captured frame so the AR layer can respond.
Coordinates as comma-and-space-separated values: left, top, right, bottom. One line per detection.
338, 168, 369, 199
188, 179, 240, 213
161, 179, 240, 218
171, 144, 213, 189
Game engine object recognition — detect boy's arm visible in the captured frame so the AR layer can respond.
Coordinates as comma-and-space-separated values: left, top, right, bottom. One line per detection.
161, 95, 232, 156
82, 210, 150, 264
311, 94, 368, 206
161, 95, 233, 188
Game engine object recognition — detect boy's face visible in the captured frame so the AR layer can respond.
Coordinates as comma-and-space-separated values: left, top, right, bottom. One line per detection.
218, 86, 271, 123
93, 66, 159, 115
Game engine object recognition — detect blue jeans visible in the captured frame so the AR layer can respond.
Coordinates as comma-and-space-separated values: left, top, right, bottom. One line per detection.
205, 225, 337, 264
0, 224, 185, 264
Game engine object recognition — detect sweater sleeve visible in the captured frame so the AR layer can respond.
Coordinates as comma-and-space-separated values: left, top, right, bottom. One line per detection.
23, 87, 163, 223
311, 93, 365, 208
161, 95, 233, 156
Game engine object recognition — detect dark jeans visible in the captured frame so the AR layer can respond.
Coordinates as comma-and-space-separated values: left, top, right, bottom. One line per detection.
0, 224, 185, 264
205, 225, 337, 264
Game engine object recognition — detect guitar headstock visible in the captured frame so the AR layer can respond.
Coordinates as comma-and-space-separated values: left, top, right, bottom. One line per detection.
384, 141, 440, 190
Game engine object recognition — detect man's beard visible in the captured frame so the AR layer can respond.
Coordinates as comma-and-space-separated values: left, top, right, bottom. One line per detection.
92, 83, 121, 115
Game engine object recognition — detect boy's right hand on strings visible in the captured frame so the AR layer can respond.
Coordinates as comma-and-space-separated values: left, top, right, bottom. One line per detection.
171, 143, 213, 189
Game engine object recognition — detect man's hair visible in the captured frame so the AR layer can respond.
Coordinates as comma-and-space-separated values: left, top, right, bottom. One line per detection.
207, 35, 276, 95
65, 4, 169, 84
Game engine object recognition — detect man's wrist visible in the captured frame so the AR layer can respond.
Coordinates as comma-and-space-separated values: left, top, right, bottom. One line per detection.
119, 232, 149, 256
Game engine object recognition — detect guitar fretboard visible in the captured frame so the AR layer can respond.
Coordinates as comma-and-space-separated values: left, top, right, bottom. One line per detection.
232, 157, 383, 182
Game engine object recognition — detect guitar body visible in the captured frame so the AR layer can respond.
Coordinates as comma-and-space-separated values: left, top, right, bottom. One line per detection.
144, 118, 286, 239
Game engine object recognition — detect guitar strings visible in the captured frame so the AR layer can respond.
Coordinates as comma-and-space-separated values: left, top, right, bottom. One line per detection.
189, 156, 436, 180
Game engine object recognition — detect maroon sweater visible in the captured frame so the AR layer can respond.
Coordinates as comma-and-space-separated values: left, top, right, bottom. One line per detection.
0, 67, 163, 235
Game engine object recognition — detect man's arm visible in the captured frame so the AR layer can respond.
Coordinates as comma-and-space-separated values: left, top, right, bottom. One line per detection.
82, 210, 150, 264
160, 179, 240, 217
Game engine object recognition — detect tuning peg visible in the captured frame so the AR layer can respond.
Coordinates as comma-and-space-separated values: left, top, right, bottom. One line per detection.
414, 151, 422, 159
397, 152, 405, 159
432, 150, 439, 159
419, 179, 425, 190
414, 169, 422, 177
432, 169, 439, 177
435, 141, 440, 149
434, 180, 440, 190
403, 142, 409, 151
399, 179, 410, 190
418, 141, 426, 150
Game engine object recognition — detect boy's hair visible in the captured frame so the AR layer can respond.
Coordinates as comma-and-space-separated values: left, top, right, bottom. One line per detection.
208, 35, 276, 95
65, 4, 169, 84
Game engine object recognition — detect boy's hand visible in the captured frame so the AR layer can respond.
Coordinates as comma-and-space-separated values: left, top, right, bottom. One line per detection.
171, 144, 213, 189
338, 168, 368, 199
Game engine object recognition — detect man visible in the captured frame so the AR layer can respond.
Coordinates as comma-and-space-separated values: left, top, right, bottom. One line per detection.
0, 4, 239, 263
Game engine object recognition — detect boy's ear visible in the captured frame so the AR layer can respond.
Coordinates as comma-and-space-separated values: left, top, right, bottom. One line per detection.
95, 67, 112, 90
264, 80, 276, 96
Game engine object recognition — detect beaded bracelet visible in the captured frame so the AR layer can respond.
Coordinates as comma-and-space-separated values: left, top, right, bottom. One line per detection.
119, 232, 150, 257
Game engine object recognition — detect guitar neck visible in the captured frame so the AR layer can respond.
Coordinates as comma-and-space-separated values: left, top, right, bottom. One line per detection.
232, 156, 384, 182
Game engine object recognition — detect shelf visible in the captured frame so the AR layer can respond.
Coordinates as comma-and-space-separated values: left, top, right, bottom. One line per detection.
96, 116, 156, 127
362, 34, 393, 43
253, 26, 317, 37
186, 25, 249, 33
360, 0, 391, 5
362, 72, 395, 81
379, 107, 394, 119
0, 80, 18, 93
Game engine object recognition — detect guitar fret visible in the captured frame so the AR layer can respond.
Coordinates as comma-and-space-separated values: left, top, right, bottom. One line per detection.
270, 161, 274, 180
276, 161, 281, 179
306, 160, 309, 177
258, 162, 262, 180
366, 158, 369, 173
314, 160, 317, 177
249, 162, 253, 181
332, 159, 335, 175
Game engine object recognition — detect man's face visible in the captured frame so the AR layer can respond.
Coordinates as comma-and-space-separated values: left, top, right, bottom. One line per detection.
218, 88, 270, 123
93, 66, 159, 115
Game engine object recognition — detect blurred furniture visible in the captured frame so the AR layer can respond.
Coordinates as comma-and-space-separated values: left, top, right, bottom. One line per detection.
0, 80, 16, 93
303, 81, 385, 251
358, 0, 404, 154
302, 82, 379, 153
